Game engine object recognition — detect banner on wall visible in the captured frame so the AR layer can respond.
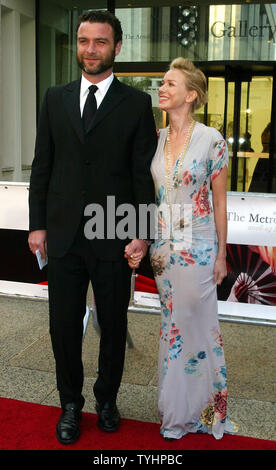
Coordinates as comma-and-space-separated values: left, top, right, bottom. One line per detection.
226, 192, 276, 247
0, 184, 276, 323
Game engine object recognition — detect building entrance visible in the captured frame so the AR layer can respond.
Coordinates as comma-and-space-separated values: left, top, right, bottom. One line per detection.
208, 72, 273, 193
117, 69, 274, 194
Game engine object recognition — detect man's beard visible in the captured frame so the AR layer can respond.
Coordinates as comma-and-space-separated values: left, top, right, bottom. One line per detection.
77, 49, 116, 75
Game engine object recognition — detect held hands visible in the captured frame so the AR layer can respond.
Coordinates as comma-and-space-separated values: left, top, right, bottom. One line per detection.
213, 255, 227, 285
124, 239, 149, 269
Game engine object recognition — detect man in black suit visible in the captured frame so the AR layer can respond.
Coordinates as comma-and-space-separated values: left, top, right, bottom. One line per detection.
28, 10, 157, 445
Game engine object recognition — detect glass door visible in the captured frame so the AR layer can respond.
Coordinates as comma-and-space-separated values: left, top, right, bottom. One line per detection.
238, 77, 272, 192
207, 74, 273, 193
225, 74, 273, 193
206, 77, 231, 191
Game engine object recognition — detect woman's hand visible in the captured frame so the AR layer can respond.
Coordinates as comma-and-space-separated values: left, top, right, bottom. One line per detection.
213, 256, 227, 285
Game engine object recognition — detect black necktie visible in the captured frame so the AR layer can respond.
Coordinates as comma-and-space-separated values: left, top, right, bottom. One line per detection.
82, 85, 98, 133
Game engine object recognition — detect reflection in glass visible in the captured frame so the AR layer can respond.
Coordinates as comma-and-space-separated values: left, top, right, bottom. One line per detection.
115, 3, 276, 63
237, 81, 251, 192
39, 0, 107, 104
115, 5, 207, 62
222, 77, 272, 193
206, 77, 231, 191
116, 74, 164, 129
208, 3, 276, 62
206, 78, 225, 132
225, 82, 235, 191
241, 77, 272, 192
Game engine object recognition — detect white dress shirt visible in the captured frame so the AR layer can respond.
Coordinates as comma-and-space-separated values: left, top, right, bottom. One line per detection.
80, 73, 114, 116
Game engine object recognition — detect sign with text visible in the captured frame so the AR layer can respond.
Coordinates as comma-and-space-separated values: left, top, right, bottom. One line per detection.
226, 193, 276, 247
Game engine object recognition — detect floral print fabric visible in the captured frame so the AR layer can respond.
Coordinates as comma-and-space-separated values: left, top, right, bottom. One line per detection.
150, 123, 234, 440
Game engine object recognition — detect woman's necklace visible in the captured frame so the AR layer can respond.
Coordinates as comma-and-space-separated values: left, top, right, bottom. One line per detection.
165, 120, 195, 204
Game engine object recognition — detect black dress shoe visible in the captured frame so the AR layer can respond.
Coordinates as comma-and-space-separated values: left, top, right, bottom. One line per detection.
56, 403, 82, 445
96, 401, 120, 432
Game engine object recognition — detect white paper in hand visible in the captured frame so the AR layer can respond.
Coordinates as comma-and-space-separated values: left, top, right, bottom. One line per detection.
35, 249, 48, 270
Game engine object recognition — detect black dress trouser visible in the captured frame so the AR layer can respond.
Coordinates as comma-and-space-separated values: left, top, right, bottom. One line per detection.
47, 222, 132, 410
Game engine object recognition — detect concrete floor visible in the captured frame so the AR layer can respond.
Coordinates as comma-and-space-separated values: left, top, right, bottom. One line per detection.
0, 293, 275, 442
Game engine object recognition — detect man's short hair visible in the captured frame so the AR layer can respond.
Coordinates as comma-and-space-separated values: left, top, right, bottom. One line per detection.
76, 10, 122, 45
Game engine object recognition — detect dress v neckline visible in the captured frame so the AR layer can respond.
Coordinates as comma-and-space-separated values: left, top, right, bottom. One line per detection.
163, 121, 197, 177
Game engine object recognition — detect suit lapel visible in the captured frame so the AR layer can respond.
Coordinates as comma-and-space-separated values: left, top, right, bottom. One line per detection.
62, 78, 84, 143
86, 76, 129, 134
62, 76, 128, 142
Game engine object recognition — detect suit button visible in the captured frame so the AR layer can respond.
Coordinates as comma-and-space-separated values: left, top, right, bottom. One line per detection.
85, 160, 90, 165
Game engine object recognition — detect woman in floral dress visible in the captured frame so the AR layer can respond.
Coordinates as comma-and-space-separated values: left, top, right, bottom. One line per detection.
127, 57, 234, 440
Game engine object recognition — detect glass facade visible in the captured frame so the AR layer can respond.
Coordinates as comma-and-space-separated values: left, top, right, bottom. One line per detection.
115, 5, 208, 63
38, 1, 276, 94
208, 3, 276, 61
38, 0, 107, 104
36, 1, 276, 193
115, 3, 276, 62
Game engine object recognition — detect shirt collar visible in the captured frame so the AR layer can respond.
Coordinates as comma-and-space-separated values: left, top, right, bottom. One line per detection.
80, 73, 114, 98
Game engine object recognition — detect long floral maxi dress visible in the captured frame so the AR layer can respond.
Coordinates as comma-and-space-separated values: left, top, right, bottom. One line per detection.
150, 122, 234, 440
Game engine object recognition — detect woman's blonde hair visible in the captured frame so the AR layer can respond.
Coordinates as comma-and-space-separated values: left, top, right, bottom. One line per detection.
169, 57, 208, 112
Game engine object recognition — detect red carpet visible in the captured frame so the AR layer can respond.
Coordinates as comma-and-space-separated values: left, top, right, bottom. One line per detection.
135, 274, 158, 294
0, 397, 275, 451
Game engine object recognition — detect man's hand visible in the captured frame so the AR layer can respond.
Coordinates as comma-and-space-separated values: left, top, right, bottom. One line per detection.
124, 239, 149, 269
28, 230, 47, 260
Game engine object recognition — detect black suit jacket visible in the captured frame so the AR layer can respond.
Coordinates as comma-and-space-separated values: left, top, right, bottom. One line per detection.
29, 76, 157, 260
